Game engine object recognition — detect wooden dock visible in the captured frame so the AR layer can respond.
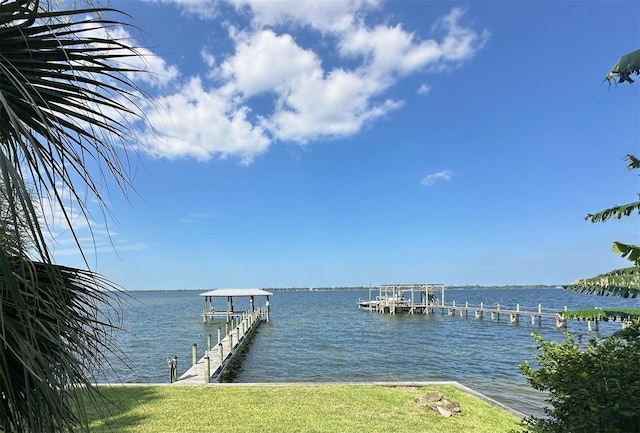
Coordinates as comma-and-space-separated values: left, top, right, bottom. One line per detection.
433, 301, 567, 328
358, 284, 569, 328
174, 308, 266, 384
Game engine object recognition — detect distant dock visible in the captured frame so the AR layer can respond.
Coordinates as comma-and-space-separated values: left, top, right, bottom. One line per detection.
358, 283, 568, 328
172, 288, 272, 384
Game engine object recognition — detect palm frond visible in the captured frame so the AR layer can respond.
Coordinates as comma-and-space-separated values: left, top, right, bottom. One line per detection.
564, 267, 640, 298
0, 1, 146, 432
0, 0, 145, 264
0, 256, 127, 433
585, 198, 640, 223
626, 154, 640, 170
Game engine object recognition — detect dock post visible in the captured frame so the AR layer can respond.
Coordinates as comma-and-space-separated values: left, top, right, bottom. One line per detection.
510, 304, 520, 324
266, 298, 270, 322
207, 334, 212, 351
465, 301, 469, 318
496, 304, 500, 321
236, 326, 240, 344
229, 329, 234, 348
204, 354, 210, 384
169, 355, 177, 383
218, 328, 221, 345
475, 302, 483, 319
537, 304, 542, 325
219, 342, 224, 365
192, 343, 197, 366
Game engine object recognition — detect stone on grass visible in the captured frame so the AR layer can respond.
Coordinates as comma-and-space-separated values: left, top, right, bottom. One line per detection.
415, 391, 462, 417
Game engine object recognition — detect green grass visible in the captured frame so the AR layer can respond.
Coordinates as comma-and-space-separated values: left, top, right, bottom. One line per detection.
83, 385, 522, 433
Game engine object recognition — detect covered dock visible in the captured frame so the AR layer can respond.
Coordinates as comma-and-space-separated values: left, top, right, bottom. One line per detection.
358, 283, 445, 314
201, 288, 272, 322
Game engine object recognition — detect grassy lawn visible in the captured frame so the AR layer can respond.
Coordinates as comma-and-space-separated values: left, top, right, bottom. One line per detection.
83, 385, 522, 433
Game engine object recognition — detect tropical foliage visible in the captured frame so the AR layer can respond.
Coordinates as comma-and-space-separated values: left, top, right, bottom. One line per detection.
605, 48, 640, 84
0, 0, 144, 431
521, 51, 640, 433
520, 322, 640, 433
564, 153, 640, 299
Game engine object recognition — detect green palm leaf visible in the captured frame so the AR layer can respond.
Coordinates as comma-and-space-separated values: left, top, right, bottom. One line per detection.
564, 267, 640, 298
0, 1, 146, 432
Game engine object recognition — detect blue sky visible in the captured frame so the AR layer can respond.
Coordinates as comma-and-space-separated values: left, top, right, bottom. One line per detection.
50, 1, 639, 290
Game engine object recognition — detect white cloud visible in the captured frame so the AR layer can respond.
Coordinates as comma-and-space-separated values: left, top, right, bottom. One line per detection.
140, 77, 271, 164
435, 8, 490, 62
220, 30, 320, 98
422, 170, 453, 186
132, 2, 488, 163
226, 0, 381, 33
262, 69, 404, 143
417, 83, 431, 95
201, 48, 216, 68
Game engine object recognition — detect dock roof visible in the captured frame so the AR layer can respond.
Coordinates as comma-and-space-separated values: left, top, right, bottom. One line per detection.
199, 288, 273, 297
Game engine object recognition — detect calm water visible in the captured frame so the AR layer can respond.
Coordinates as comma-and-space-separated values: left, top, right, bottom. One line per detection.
104, 288, 640, 417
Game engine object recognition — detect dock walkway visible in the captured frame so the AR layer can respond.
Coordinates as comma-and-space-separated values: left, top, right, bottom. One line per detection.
434, 301, 565, 327
174, 308, 265, 384
358, 284, 569, 328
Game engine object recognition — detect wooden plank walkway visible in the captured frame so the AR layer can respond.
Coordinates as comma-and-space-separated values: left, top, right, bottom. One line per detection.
433, 302, 566, 327
360, 297, 568, 328
174, 309, 265, 384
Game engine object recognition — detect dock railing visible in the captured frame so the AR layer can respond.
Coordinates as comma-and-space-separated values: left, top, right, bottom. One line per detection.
174, 308, 265, 384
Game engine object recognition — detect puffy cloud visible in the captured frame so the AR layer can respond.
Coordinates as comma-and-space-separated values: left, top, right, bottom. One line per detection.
262, 68, 404, 142
131, 2, 488, 163
422, 170, 453, 186
140, 77, 271, 164
220, 30, 321, 98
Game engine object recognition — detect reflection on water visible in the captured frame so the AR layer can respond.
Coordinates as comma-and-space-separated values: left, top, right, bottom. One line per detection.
106, 288, 640, 417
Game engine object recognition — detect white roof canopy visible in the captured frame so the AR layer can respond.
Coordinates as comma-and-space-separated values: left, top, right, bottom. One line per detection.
199, 288, 273, 297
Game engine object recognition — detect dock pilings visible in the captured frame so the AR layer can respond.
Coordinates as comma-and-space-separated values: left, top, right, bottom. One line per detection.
173, 308, 265, 384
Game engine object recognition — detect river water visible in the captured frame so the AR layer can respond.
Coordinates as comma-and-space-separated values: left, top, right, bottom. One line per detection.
105, 288, 640, 417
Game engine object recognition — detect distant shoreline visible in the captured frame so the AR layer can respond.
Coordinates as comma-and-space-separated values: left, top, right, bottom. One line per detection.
123, 285, 563, 293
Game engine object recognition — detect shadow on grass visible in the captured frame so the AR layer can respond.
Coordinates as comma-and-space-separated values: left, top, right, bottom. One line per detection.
80, 386, 161, 433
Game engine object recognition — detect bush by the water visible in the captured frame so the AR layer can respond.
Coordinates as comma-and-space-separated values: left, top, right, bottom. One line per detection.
519, 321, 640, 433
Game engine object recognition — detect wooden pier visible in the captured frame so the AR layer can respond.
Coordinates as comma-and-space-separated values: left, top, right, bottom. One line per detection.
174, 308, 266, 384
358, 284, 568, 328
434, 301, 567, 328
173, 288, 272, 384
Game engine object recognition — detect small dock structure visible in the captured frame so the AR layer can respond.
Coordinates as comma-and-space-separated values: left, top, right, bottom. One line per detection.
201, 288, 272, 323
174, 288, 272, 384
358, 283, 445, 314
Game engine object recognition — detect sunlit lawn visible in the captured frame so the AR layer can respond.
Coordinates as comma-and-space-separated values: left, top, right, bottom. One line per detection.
84, 384, 522, 433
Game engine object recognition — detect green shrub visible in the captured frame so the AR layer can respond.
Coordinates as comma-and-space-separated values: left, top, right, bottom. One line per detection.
519, 321, 640, 433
